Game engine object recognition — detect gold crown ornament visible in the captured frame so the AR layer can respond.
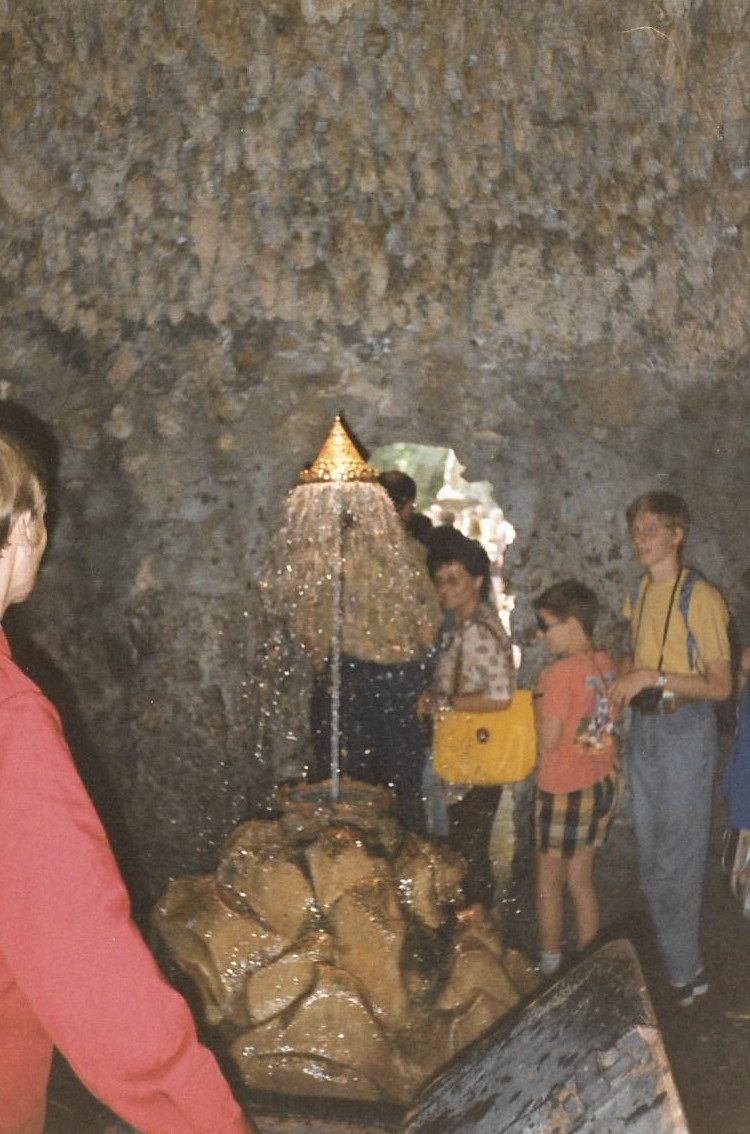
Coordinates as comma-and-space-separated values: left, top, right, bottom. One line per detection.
300, 415, 378, 484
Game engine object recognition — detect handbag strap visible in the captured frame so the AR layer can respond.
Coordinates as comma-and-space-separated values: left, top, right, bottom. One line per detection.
633, 569, 683, 672
449, 608, 510, 699
449, 623, 464, 698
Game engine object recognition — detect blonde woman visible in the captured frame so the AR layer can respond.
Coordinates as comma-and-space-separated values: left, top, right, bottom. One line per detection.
0, 427, 256, 1134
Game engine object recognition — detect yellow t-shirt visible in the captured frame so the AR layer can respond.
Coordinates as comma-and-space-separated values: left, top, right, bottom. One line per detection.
623, 570, 730, 676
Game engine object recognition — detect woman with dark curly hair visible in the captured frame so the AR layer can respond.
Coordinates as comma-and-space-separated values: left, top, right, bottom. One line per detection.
418, 530, 515, 903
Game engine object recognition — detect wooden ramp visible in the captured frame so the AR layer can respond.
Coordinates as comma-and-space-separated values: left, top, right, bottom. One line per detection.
400, 939, 689, 1134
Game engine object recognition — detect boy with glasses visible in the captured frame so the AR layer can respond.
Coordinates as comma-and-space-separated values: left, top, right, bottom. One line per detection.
609, 491, 731, 1007
532, 580, 620, 977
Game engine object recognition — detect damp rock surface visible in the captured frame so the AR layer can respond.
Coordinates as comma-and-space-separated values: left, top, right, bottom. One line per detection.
154, 782, 539, 1105
1, 0, 750, 904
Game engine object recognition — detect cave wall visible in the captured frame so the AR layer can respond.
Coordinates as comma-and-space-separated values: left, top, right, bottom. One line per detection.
1, 0, 749, 902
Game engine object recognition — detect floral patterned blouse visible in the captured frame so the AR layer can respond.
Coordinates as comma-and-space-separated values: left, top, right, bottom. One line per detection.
433, 602, 516, 702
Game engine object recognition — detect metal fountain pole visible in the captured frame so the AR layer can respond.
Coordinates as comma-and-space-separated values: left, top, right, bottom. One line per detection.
330, 485, 343, 802
299, 415, 379, 806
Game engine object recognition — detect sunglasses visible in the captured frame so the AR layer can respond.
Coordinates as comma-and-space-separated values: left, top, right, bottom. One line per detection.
535, 615, 561, 633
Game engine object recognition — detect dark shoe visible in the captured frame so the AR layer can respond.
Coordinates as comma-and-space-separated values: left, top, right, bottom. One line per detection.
670, 971, 709, 1009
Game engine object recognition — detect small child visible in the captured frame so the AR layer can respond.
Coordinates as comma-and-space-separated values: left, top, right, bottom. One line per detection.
532, 580, 620, 977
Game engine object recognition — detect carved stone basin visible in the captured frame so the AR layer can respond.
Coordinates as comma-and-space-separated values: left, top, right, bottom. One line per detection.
153, 780, 539, 1106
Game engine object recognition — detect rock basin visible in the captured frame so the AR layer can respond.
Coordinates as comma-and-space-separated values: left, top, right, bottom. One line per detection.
154, 780, 539, 1105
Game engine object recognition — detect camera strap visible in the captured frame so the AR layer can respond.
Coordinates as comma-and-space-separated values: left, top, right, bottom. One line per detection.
633, 569, 684, 673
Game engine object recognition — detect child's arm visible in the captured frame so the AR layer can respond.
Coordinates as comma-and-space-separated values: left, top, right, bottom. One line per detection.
533, 676, 564, 753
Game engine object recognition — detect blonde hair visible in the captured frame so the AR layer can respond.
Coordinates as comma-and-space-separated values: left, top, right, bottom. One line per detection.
626, 491, 690, 542
0, 431, 48, 550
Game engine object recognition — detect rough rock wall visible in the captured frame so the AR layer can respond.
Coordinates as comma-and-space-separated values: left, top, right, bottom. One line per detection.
1, 0, 749, 900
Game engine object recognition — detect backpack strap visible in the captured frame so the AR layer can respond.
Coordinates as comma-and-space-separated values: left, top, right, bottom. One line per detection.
630, 575, 650, 650
679, 567, 703, 672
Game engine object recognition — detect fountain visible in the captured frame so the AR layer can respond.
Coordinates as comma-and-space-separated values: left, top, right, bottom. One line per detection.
153, 418, 691, 1134
249, 414, 434, 792
153, 416, 539, 1106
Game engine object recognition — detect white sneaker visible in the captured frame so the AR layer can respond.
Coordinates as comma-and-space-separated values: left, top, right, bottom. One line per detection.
539, 951, 562, 977
692, 970, 709, 998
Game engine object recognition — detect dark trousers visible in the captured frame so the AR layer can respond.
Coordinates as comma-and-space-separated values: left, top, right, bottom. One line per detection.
311, 655, 428, 833
448, 786, 502, 905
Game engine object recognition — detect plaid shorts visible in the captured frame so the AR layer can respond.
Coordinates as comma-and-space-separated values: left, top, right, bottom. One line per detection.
534, 774, 620, 858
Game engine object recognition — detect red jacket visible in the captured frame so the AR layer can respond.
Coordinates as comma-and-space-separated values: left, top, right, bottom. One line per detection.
0, 627, 248, 1134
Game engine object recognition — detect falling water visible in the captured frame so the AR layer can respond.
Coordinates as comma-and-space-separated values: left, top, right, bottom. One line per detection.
329, 483, 343, 801
251, 421, 434, 794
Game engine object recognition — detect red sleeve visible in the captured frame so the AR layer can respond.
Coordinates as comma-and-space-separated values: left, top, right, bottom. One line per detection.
0, 689, 248, 1134
536, 660, 569, 722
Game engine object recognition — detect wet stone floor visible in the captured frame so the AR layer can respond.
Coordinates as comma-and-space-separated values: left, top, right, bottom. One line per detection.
46, 786, 750, 1134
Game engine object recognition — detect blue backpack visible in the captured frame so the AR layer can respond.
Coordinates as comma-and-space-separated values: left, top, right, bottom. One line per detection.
630, 567, 703, 672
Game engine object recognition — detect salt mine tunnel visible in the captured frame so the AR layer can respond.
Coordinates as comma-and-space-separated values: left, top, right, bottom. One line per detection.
3, 1, 750, 1131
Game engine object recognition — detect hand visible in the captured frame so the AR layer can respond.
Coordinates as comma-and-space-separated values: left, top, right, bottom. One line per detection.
417, 690, 435, 720
608, 669, 657, 713
417, 621, 438, 649
417, 689, 447, 720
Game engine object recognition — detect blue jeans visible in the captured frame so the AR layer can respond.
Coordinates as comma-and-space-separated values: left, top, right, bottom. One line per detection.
628, 701, 718, 986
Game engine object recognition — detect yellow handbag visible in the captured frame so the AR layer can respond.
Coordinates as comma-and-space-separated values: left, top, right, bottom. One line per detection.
432, 689, 537, 785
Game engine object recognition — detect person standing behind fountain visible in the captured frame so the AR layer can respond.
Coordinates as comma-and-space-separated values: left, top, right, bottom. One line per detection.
311, 470, 440, 832
418, 532, 515, 904
0, 430, 256, 1134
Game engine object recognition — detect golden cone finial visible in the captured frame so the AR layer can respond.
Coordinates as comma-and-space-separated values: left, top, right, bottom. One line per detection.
300, 416, 378, 483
